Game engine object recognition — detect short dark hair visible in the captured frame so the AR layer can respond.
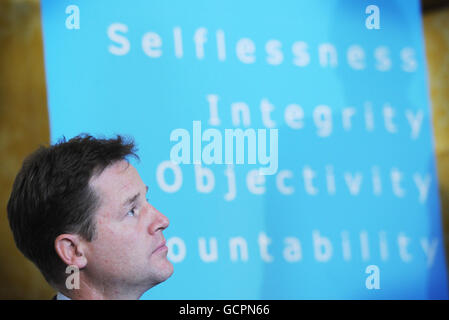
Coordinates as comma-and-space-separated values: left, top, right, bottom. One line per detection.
7, 134, 138, 287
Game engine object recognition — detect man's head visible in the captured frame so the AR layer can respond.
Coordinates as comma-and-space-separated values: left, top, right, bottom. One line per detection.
7, 134, 173, 298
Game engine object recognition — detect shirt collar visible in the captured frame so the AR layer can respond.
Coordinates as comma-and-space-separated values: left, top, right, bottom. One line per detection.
56, 292, 71, 300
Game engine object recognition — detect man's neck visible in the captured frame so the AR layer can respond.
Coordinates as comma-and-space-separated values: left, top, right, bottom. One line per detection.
60, 276, 147, 300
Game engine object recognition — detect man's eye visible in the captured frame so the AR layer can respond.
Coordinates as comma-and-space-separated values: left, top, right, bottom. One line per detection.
126, 207, 137, 217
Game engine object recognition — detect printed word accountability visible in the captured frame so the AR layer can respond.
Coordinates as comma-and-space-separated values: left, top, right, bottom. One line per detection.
165, 231, 439, 266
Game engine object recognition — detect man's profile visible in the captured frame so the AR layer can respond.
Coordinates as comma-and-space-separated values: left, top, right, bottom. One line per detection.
7, 134, 174, 300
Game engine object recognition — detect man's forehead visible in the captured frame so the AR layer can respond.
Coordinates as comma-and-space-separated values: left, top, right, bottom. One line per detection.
89, 160, 141, 197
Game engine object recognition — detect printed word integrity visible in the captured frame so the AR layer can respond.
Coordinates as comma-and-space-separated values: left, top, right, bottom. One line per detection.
206, 94, 425, 139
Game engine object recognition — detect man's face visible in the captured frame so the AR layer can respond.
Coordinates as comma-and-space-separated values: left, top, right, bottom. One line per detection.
83, 160, 173, 292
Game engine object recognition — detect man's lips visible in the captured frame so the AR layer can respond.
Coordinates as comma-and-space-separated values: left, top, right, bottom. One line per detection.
153, 240, 167, 254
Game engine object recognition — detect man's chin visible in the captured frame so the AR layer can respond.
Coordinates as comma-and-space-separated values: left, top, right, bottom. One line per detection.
161, 260, 174, 280
149, 260, 174, 286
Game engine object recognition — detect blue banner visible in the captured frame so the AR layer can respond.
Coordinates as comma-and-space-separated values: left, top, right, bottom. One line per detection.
41, 0, 448, 299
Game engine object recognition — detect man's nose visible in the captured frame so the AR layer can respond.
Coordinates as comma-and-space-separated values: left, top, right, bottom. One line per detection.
147, 205, 169, 235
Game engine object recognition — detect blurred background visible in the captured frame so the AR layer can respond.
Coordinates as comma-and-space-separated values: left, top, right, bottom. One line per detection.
0, 0, 448, 299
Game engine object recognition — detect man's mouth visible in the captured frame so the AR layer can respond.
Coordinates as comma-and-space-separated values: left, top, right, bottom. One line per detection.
153, 240, 167, 254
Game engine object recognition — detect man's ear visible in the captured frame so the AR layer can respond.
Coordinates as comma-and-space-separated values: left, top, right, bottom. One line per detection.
54, 234, 88, 269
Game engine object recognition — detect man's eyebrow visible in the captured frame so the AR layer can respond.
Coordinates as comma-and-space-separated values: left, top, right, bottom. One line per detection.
122, 193, 140, 208
122, 186, 149, 208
